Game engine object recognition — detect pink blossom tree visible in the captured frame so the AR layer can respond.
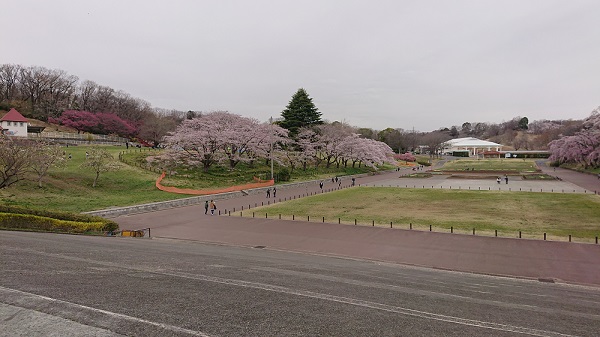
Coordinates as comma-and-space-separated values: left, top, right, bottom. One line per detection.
394, 152, 416, 163
549, 109, 600, 168
162, 111, 288, 172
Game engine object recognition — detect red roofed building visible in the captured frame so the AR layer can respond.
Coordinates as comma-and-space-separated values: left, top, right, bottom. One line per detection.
0, 108, 29, 137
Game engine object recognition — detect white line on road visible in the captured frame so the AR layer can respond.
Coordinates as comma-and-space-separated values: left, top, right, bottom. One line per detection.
0, 286, 213, 337
3, 245, 581, 337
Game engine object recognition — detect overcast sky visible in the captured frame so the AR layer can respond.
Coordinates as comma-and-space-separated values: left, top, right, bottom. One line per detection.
3, 0, 599, 131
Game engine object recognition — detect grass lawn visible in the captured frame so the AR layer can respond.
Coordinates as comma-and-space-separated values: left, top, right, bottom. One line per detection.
0, 145, 190, 212
1, 145, 388, 212
439, 159, 539, 172
244, 187, 600, 242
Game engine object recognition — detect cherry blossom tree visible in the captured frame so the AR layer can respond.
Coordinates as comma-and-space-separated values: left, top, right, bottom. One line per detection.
162, 111, 288, 172
394, 152, 416, 163
549, 109, 600, 168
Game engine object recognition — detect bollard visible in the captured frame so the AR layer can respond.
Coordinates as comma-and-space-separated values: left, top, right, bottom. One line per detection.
569, 235, 571, 242
229, 211, 231, 216
323, 217, 325, 223
279, 214, 281, 219
266, 213, 268, 218
544, 233, 546, 240
429, 225, 432, 231
519, 231, 521, 238
390, 222, 393, 228
240, 212, 243, 217
262, 201, 264, 206
255, 203, 257, 207
495, 229, 497, 237
372, 220, 374, 227
268, 201, 270, 205
293, 215, 295, 220
355, 219, 357, 225
339, 218, 341, 224
472, 228, 475, 235
308, 215, 310, 222
224, 208, 228, 214
596, 236, 598, 244
451, 226, 453, 233
253, 212, 255, 218
242, 206, 244, 210
410, 223, 412, 230
219, 210, 221, 215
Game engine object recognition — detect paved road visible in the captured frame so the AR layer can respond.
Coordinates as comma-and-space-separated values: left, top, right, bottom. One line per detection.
2, 231, 600, 337
114, 164, 600, 287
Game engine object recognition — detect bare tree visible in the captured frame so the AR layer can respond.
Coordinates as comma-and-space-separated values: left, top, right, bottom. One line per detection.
0, 64, 22, 102
80, 147, 120, 187
0, 136, 36, 189
29, 142, 66, 187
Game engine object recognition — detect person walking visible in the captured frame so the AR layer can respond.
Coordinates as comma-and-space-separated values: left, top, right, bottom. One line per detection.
209, 200, 216, 215
351, 177, 356, 186
496, 176, 501, 184
266, 188, 271, 198
505, 175, 509, 184
204, 200, 209, 215
272, 186, 277, 198
319, 181, 324, 190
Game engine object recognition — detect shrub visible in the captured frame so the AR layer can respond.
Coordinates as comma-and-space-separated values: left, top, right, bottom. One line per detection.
277, 168, 291, 182
0, 205, 118, 232
416, 160, 431, 166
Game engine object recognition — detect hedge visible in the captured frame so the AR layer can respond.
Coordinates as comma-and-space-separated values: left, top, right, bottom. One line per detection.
0, 205, 118, 233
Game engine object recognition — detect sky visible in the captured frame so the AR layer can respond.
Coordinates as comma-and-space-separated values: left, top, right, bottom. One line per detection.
3, 0, 600, 132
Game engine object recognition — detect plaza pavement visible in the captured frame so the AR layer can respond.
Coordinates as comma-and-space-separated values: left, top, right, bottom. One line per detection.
114, 161, 600, 287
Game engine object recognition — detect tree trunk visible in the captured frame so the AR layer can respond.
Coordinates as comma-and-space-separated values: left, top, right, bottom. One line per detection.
93, 172, 100, 187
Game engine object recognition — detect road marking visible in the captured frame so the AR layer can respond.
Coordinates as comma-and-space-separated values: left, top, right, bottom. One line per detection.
0, 286, 213, 337
2, 246, 583, 336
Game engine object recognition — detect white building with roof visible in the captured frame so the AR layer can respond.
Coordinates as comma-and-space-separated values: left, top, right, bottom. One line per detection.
443, 137, 502, 156
0, 108, 28, 137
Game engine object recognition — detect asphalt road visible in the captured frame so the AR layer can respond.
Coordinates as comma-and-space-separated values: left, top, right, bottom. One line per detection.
2, 231, 600, 336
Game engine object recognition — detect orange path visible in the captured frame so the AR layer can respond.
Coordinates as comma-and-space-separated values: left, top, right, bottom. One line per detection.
155, 172, 274, 195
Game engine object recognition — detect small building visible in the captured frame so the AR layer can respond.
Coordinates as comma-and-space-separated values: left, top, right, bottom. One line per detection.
443, 137, 502, 157
0, 108, 28, 137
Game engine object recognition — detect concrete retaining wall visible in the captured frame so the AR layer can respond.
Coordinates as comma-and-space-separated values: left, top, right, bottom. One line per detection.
84, 170, 389, 218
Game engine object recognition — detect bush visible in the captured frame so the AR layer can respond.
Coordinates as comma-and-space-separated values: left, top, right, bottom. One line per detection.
416, 160, 431, 166
277, 168, 291, 182
0, 205, 118, 232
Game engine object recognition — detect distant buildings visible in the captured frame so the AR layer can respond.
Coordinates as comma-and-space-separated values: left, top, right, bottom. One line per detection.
443, 137, 502, 156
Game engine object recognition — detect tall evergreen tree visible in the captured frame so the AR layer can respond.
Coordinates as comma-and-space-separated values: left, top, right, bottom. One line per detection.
280, 88, 323, 137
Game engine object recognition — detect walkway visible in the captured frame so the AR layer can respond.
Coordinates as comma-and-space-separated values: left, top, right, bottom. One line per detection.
114, 163, 600, 287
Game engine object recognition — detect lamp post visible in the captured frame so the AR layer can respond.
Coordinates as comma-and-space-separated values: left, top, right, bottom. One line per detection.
269, 117, 274, 180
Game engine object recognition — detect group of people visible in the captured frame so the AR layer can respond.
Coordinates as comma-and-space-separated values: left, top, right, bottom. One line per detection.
266, 187, 277, 198
204, 200, 217, 215
496, 175, 509, 184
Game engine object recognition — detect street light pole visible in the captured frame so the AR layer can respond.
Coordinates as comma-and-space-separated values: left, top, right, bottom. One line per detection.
269, 117, 274, 181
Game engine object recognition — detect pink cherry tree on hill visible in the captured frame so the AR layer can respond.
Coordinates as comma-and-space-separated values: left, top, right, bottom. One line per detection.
549, 108, 600, 169
161, 111, 288, 172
